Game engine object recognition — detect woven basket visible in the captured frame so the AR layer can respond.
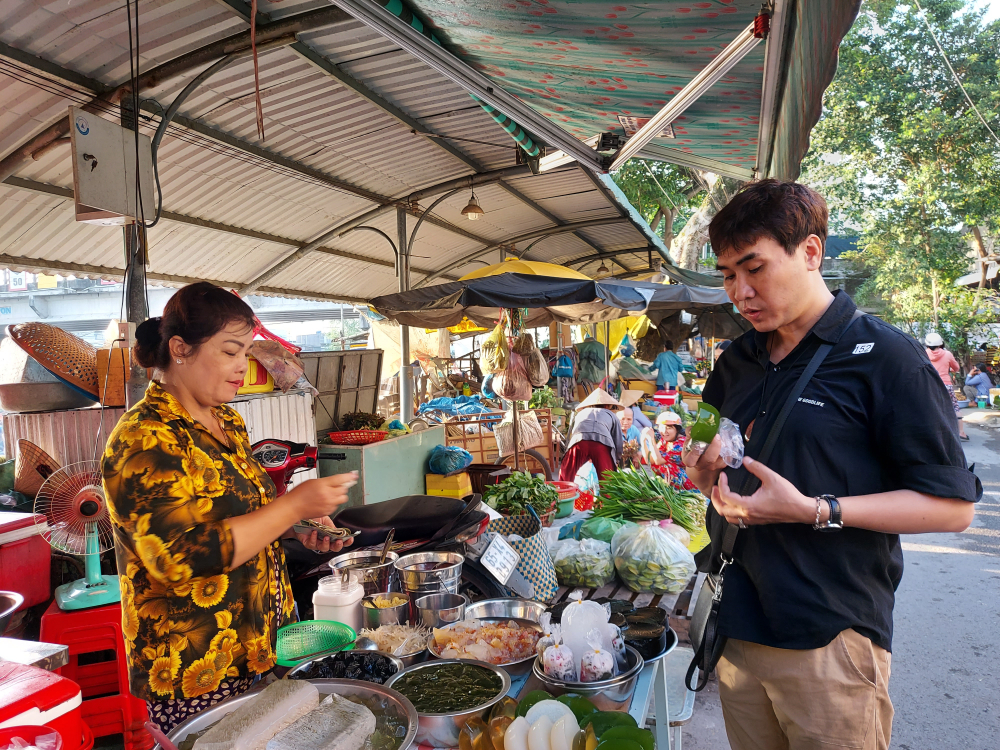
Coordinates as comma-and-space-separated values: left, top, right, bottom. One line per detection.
7, 323, 99, 398
14, 440, 60, 498
326, 429, 389, 446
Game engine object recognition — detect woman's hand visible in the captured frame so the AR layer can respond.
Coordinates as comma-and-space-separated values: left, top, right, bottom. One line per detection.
294, 515, 353, 554
680, 433, 726, 497
286, 471, 358, 519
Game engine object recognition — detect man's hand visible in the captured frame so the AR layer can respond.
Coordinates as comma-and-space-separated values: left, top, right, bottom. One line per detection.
711, 456, 815, 526
681, 433, 727, 496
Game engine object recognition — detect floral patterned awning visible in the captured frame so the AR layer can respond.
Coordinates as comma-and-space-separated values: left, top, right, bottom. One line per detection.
409, 0, 860, 178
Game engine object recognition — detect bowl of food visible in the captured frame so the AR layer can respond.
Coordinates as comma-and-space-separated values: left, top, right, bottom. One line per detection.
463, 598, 547, 623
166, 677, 418, 750
426, 617, 541, 676
358, 623, 431, 667
385, 659, 510, 748
286, 649, 404, 684
362, 592, 411, 629
530, 645, 645, 711
415, 593, 468, 628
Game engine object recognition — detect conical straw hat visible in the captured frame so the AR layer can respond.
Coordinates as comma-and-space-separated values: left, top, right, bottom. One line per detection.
14, 439, 60, 498
618, 389, 645, 408
575, 388, 623, 411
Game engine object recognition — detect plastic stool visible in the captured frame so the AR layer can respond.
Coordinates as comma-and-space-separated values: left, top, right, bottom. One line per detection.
40, 601, 153, 750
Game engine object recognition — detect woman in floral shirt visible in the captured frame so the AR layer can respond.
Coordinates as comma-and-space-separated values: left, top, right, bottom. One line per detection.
102, 283, 357, 732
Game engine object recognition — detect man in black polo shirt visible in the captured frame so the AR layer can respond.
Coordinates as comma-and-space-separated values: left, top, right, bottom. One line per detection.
683, 180, 979, 750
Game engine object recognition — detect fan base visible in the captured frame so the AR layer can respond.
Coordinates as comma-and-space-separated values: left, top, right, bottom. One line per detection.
56, 575, 121, 611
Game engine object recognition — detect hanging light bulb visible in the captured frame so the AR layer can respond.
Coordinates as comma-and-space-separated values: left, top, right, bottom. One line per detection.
461, 190, 484, 221
597, 260, 610, 275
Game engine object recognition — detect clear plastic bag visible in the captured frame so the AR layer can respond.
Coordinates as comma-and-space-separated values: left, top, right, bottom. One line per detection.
536, 614, 558, 657
479, 324, 509, 374
573, 462, 600, 495
0, 733, 61, 750
580, 628, 617, 682
249, 340, 305, 393
542, 641, 577, 681
611, 521, 696, 595
719, 417, 744, 469
512, 333, 550, 387
549, 538, 615, 588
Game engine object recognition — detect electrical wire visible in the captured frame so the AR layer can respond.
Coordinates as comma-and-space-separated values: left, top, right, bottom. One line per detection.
911, 0, 1000, 147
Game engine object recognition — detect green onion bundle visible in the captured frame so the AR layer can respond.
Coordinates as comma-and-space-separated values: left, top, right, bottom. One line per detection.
595, 469, 706, 533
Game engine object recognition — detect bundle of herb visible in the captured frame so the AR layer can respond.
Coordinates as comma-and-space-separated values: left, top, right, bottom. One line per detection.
342, 411, 384, 430
528, 387, 562, 410
484, 471, 558, 516
595, 469, 705, 533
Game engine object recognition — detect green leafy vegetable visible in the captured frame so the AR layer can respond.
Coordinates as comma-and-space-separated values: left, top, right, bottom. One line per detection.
595, 469, 705, 534
484, 471, 557, 516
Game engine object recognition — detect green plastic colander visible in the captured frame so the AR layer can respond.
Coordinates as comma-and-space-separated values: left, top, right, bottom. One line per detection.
276, 620, 356, 667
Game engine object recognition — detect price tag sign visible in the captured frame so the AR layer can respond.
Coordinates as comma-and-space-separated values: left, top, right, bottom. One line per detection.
480, 534, 520, 584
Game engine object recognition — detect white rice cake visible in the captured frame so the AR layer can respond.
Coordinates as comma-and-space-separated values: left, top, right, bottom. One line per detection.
194, 680, 319, 750
266, 693, 376, 750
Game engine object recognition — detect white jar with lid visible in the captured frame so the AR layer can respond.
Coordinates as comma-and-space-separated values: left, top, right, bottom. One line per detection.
312, 569, 364, 632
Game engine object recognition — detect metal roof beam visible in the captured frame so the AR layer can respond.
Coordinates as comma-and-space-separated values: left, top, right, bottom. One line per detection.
566, 246, 655, 267
0, 5, 355, 184
329, 0, 607, 173
416, 217, 628, 287
1, 176, 454, 280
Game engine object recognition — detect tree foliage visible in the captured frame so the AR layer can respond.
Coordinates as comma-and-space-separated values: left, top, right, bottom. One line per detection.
800, 0, 1000, 360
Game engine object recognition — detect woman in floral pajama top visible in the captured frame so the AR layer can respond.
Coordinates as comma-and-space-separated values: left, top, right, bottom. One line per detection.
102, 283, 357, 732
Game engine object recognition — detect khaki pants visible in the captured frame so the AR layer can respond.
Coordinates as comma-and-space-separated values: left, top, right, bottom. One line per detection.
717, 629, 893, 750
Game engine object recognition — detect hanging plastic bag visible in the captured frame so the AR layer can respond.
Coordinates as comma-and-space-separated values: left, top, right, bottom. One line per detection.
513, 333, 550, 387
611, 521, 696, 595
479, 324, 509, 374
549, 538, 615, 588
495, 408, 544, 456
551, 353, 574, 378
493, 351, 532, 401
580, 628, 617, 682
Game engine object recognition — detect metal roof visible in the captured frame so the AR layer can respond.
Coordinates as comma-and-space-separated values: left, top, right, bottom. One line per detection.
0, 0, 858, 303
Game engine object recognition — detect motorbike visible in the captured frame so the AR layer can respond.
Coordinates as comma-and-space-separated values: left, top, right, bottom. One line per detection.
250, 438, 511, 616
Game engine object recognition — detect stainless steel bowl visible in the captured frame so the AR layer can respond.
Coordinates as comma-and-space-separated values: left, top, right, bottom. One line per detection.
362, 591, 411, 629
285, 649, 405, 682
330, 550, 400, 597
463, 598, 547, 623
0, 592, 23, 637
163, 678, 419, 750
386, 659, 511, 748
425, 617, 541, 676
415, 593, 467, 628
530, 645, 645, 711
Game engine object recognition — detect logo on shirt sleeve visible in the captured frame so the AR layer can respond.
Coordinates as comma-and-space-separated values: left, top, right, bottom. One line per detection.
852, 343, 874, 354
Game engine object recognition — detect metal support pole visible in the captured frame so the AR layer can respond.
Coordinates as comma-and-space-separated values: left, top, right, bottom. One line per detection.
339, 304, 345, 350
512, 396, 520, 472
121, 97, 150, 408
397, 205, 413, 421
604, 320, 611, 389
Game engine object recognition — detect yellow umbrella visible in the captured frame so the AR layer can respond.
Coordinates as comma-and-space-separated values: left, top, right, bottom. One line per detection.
459, 258, 590, 281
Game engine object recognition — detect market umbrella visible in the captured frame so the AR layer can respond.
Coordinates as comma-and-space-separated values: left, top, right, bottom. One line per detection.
459, 259, 590, 281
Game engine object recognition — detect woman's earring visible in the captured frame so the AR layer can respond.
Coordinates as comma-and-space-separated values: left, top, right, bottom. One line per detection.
176, 359, 182, 364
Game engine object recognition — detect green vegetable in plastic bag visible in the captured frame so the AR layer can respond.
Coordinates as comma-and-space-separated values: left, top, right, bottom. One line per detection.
479, 324, 509, 374
550, 538, 616, 588
581, 516, 634, 544
611, 522, 695, 595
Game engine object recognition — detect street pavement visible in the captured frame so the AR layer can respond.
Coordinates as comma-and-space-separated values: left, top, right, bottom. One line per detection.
680, 415, 999, 749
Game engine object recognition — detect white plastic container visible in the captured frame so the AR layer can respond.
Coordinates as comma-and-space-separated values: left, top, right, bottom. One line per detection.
312, 570, 364, 632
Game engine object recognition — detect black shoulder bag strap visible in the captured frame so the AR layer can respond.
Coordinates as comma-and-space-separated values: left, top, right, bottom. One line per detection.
685, 308, 864, 691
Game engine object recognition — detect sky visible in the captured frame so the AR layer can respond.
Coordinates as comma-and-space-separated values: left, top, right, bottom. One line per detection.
981, 0, 1000, 21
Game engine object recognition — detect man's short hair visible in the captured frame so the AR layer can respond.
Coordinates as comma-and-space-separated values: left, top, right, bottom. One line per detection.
709, 179, 828, 261
663, 339, 674, 351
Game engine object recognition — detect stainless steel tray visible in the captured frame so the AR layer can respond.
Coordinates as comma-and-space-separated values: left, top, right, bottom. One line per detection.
425, 616, 542, 676
163, 678, 419, 750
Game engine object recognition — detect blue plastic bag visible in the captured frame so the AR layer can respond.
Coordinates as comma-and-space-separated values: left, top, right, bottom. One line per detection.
552, 354, 574, 378
428, 445, 473, 476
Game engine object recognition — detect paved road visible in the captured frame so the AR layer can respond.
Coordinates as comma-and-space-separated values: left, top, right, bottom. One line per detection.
680, 418, 998, 749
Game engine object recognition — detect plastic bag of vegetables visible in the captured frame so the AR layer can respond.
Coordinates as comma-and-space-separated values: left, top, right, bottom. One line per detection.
479, 324, 509, 374
580, 516, 634, 543
611, 521, 696, 594
549, 538, 615, 588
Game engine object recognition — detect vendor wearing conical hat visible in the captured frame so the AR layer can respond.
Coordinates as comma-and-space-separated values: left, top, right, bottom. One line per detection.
558, 389, 623, 482
618, 389, 652, 430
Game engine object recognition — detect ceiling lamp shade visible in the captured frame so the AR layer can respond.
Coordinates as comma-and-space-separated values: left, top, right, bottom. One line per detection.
461, 192, 484, 221
597, 260, 610, 275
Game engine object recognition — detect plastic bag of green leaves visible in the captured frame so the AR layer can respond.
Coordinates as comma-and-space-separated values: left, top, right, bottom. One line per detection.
580, 516, 633, 544
611, 521, 696, 594
550, 538, 615, 588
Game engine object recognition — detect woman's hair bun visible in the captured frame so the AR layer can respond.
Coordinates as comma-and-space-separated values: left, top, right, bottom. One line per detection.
133, 317, 165, 369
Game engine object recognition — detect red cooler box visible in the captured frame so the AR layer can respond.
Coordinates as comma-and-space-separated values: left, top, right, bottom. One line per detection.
0, 663, 89, 750
0, 513, 51, 610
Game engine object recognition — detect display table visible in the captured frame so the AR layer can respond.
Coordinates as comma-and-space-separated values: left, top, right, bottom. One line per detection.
0, 636, 69, 671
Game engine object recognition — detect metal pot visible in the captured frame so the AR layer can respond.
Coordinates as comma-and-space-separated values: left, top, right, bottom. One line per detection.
395, 552, 464, 621
361, 591, 410, 629
415, 593, 467, 628
330, 550, 399, 597
530, 645, 645, 711
386, 659, 510, 748
463, 598, 547, 623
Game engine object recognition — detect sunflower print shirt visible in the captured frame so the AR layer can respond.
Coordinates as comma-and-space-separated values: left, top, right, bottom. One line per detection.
102, 381, 296, 701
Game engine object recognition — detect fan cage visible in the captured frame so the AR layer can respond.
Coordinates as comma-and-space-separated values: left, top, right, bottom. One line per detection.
34, 461, 114, 556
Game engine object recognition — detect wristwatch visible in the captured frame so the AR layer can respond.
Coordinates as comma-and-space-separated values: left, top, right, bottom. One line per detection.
813, 494, 843, 532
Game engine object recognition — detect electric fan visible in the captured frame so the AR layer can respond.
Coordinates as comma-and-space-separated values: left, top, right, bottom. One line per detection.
34, 461, 120, 610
